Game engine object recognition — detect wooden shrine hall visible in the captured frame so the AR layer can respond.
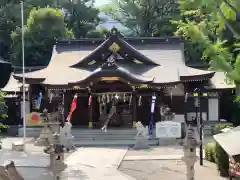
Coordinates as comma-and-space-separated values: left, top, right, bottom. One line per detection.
14, 28, 223, 128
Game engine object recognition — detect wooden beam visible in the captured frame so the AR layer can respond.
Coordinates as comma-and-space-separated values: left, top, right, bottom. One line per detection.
132, 90, 137, 127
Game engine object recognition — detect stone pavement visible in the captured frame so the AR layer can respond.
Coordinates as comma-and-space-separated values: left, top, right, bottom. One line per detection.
0, 137, 223, 180
62, 147, 135, 180
119, 160, 227, 180
125, 146, 205, 160
119, 146, 226, 180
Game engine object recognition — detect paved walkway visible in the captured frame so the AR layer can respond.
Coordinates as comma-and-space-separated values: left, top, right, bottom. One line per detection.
120, 160, 227, 180
62, 147, 135, 180
125, 146, 205, 161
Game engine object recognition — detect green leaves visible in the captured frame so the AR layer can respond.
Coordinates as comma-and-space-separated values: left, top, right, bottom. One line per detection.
0, 0, 100, 65
11, 8, 74, 66
63, 0, 100, 38
176, 0, 240, 86
102, 0, 179, 36
0, 92, 7, 119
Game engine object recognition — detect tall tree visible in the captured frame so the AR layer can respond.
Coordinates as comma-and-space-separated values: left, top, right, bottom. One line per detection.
174, 0, 240, 83
0, 0, 56, 60
102, 0, 179, 36
62, 0, 100, 38
0, 2, 22, 60
11, 7, 74, 66
0, 0, 100, 63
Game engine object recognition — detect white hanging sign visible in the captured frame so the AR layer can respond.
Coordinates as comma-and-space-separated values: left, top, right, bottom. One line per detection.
156, 121, 182, 138
151, 95, 156, 113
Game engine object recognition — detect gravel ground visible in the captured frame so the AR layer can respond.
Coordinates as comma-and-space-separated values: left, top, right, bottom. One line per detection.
119, 160, 227, 180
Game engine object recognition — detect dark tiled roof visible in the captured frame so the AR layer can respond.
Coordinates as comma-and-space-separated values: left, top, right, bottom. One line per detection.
13, 35, 215, 86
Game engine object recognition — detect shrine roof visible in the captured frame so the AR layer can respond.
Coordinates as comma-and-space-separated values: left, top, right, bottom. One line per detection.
1, 73, 29, 92
13, 32, 215, 86
209, 71, 235, 90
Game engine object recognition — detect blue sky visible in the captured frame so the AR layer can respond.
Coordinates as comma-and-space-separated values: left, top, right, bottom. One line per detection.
95, 0, 111, 7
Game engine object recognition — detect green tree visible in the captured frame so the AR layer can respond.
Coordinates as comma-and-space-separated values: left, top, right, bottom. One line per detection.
11, 7, 74, 66
86, 27, 111, 38
102, 0, 179, 36
174, 0, 240, 88
0, 0, 57, 60
0, 2, 22, 60
62, 0, 100, 38
0, 92, 7, 119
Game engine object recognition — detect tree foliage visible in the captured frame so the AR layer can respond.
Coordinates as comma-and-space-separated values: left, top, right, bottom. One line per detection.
102, 0, 179, 36
0, 0, 100, 65
174, 0, 240, 83
61, 0, 100, 38
11, 7, 74, 66
0, 92, 7, 119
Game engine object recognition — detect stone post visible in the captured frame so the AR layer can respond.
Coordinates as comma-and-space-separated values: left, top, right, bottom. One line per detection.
181, 124, 200, 180
44, 133, 67, 180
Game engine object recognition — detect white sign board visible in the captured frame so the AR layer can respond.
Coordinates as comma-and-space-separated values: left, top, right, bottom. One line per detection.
156, 121, 182, 138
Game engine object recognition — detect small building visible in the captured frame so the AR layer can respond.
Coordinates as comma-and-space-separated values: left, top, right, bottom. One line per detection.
13, 28, 233, 128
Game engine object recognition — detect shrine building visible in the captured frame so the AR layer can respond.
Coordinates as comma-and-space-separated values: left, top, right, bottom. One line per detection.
12, 28, 233, 128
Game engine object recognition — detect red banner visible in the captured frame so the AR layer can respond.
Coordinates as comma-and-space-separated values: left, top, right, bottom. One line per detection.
66, 94, 77, 121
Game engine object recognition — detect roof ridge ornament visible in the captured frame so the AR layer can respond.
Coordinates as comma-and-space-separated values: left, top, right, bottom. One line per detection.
101, 54, 118, 69
111, 27, 118, 35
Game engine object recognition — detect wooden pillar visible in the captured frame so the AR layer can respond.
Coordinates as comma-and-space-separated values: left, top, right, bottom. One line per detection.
132, 88, 137, 128
88, 89, 93, 128
183, 83, 188, 123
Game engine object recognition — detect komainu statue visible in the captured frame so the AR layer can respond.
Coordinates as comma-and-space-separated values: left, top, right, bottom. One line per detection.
134, 121, 149, 149
136, 121, 148, 137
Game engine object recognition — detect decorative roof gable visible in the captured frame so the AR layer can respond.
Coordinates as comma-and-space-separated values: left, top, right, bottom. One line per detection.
70, 28, 158, 68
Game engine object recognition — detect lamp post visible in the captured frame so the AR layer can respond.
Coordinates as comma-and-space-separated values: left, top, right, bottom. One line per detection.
193, 88, 208, 166
21, 0, 26, 150
193, 88, 203, 166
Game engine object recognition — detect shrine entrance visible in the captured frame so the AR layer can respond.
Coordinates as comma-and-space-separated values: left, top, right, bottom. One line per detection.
91, 80, 134, 128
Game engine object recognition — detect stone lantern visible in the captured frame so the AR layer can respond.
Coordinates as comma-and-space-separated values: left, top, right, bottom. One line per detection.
180, 124, 201, 180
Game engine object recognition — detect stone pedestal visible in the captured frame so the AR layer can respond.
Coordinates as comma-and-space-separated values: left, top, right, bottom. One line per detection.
34, 124, 53, 146
133, 135, 149, 149
44, 133, 67, 180
12, 141, 24, 151
50, 152, 67, 180
60, 122, 75, 150
35, 121, 60, 146
182, 146, 198, 180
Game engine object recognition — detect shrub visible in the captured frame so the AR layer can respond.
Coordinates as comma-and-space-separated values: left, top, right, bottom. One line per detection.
214, 142, 229, 177
0, 123, 8, 132
214, 123, 233, 135
205, 142, 216, 163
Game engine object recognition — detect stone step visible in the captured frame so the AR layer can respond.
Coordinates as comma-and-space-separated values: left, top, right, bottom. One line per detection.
73, 139, 159, 147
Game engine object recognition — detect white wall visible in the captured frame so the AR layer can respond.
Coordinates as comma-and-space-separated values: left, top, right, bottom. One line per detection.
208, 98, 219, 121
21, 101, 30, 119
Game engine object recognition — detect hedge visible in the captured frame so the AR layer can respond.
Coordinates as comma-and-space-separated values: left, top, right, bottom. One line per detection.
214, 142, 229, 177
214, 123, 233, 135
205, 142, 216, 163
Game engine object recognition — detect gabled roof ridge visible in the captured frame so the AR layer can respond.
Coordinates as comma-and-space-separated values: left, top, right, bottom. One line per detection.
56, 36, 183, 46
